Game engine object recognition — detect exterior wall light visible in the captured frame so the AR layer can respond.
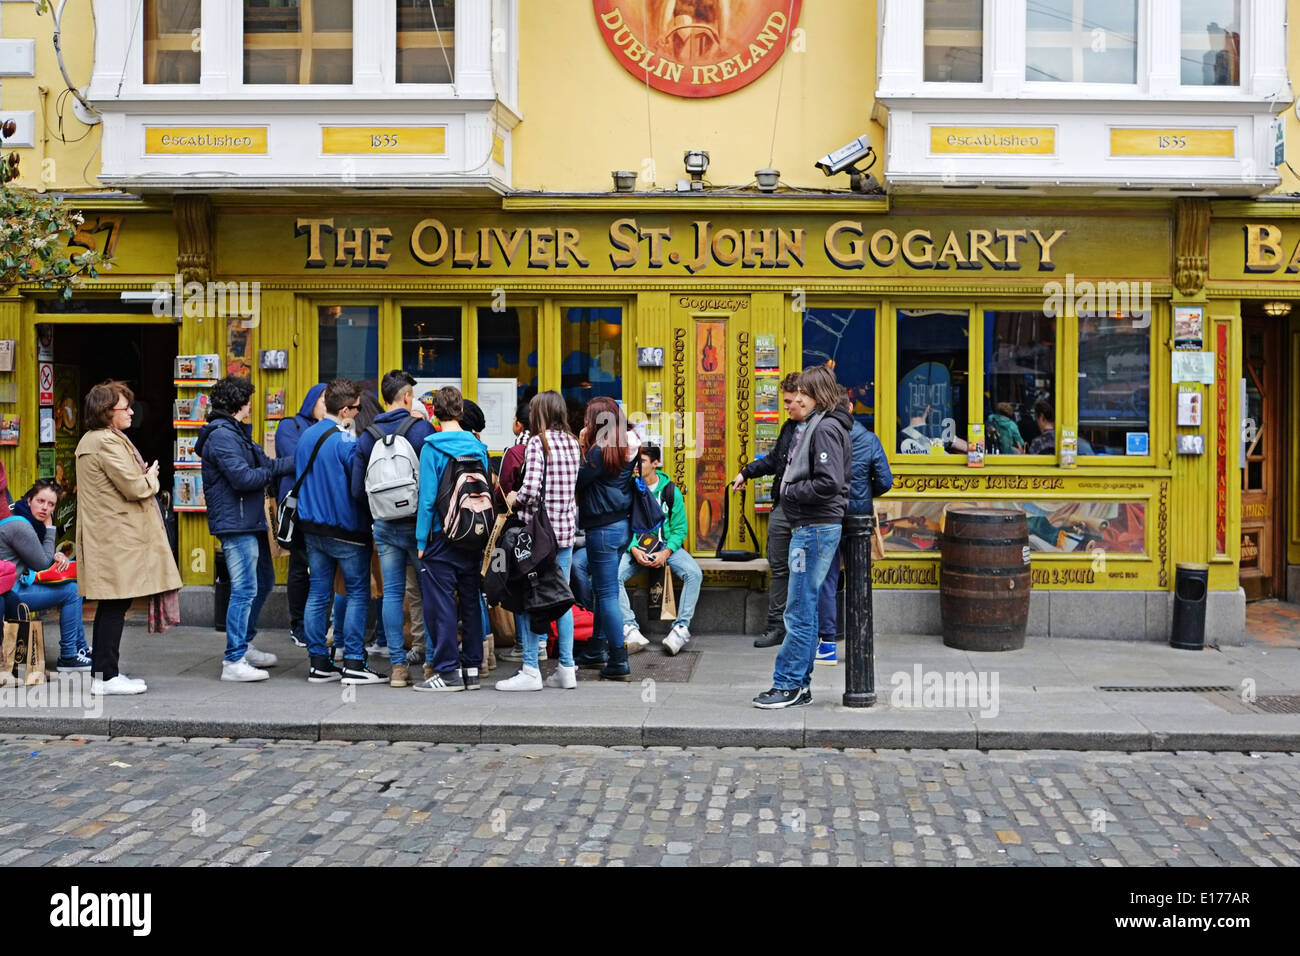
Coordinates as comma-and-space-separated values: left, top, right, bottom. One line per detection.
755, 168, 780, 192
684, 150, 710, 183
1262, 301, 1292, 316
612, 170, 637, 192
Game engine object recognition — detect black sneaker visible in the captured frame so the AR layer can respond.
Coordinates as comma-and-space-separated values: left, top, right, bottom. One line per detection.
308, 656, 343, 683
412, 670, 465, 693
289, 629, 308, 648
341, 658, 387, 685
753, 628, 784, 648
752, 686, 812, 709
463, 666, 480, 691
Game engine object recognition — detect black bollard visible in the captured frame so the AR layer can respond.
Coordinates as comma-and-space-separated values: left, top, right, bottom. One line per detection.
841, 513, 875, 708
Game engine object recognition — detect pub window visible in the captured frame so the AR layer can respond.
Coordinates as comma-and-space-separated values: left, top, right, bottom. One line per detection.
318, 305, 378, 393
145, 0, 201, 84
983, 310, 1056, 455
1025, 0, 1138, 84
1077, 315, 1150, 456
397, 0, 455, 84
896, 309, 969, 455
244, 0, 353, 84
1180, 0, 1240, 85
401, 306, 461, 380
478, 306, 538, 406
924, 0, 983, 83
562, 307, 622, 405
803, 307, 876, 430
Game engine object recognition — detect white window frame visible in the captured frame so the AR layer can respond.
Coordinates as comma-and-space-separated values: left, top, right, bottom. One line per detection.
878, 0, 1286, 103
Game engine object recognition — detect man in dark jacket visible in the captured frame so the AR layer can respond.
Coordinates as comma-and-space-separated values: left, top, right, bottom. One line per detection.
730, 372, 803, 648
348, 370, 435, 688
273, 382, 325, 647
813, 388, 893, 665
196, 376, 294, 683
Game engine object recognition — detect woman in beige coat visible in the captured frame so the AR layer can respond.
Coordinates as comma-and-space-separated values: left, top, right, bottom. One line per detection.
76, 381, 183, 695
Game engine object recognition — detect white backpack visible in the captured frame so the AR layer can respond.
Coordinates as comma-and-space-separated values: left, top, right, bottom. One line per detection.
364, 417, 420, 520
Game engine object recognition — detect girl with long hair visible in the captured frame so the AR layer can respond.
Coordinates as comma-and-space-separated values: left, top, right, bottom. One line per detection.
573, 396, 639, 680
497, 391, 582, 690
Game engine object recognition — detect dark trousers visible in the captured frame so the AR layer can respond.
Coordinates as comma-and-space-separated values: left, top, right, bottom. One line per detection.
418, 533, 483, 676
764, 504, 792, 633
91, 598, 133, 681
287, 542, 310, 636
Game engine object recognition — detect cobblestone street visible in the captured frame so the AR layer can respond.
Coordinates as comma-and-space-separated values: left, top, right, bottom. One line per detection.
2, 736, 1298, 867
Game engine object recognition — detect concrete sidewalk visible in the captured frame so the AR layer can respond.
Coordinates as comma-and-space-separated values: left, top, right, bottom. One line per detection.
3, 619, 1299, 751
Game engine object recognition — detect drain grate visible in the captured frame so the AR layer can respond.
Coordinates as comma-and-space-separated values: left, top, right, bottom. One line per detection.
1248, 695, 1300, 714
1097, 685, 1234, 693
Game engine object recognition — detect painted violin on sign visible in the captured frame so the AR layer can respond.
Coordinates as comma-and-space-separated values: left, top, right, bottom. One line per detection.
700, 328, 719, 372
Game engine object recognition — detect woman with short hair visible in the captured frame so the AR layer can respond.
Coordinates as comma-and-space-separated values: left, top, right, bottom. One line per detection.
0, 478, 90, 671
76, 380, 184, 695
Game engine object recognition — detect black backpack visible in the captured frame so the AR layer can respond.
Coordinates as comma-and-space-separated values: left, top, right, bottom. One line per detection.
433, 452, 495, 553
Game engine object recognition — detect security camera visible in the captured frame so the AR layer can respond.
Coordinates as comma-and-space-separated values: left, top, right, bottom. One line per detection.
815, 135, 880, 192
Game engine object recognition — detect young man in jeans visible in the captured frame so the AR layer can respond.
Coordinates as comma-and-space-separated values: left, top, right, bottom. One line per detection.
413, 386, 490, 692
196, 376, 294, 682
617, 445, 701, 656
349, 370, 434, 688
296, 379, 386, 685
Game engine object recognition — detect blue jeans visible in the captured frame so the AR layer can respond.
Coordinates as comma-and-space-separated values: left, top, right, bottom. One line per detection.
519, 546, 574, 668
617, 549, 702, 631
418, 532, 484, 676
6, 578, 87, 660
817, 549, 842, 640
219, 533, 275, 663
305, 534, 371, 662
585, 520, 630, 651
774, 523, 843, 690
570, 545, 592, 608
373, 519, 421, 667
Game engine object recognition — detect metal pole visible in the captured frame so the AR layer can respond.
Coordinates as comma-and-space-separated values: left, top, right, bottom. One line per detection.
841, 513, 875, 707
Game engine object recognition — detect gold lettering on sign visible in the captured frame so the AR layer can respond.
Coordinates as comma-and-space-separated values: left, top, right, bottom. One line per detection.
1243, 503, 1268, 519
296, 218, 335, 268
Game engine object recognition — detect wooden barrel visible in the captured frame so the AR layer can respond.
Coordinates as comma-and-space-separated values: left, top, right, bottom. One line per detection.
939, 508, 1031, 651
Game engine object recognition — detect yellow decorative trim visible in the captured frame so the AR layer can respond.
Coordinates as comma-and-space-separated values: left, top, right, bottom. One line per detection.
502, 194, 890, 214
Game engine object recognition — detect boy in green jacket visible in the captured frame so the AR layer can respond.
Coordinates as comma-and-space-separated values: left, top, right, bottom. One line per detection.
617, 445, 702, 656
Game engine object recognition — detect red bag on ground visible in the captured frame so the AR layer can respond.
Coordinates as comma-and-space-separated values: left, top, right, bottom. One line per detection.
548, 606, 594, 657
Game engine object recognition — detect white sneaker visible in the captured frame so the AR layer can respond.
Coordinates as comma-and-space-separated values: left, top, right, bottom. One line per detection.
538, 642, 548, 662
663, 624, 691, 656
221, 658, 270, 682
495, 665, 543, 692
243, 644, 278, 668
366, 639, 390, 659
116, 673, 148, 690
544, 663, 578, 689
91, 675, 147, 695
624, 624, 649, 655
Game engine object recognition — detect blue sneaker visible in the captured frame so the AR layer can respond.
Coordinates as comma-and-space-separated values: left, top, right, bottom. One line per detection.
815, 640, 838, 665
57, 648, 93, 672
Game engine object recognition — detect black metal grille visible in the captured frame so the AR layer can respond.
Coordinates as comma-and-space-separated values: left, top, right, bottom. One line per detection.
1097, 685, 1235, 693
1248, 695, 1300, 714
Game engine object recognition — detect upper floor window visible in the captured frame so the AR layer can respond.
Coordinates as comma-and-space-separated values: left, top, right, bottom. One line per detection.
924, 0, 983, 83
145, 0, 201, 84
243, 0, 354, 85
1025, 0, 1137, 84
397, 0, 456, 84
1180, 0, 1240, 86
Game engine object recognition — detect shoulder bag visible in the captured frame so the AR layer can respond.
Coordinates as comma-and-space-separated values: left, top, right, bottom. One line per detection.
715, 488, 761, 562
274, 427, 336, 548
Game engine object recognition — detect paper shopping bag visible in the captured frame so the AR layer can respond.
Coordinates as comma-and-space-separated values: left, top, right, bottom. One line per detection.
660, 568, 678, 622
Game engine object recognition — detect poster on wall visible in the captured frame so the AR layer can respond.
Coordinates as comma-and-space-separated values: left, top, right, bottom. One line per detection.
411, 377, 516, 451
694, 321, 727, 552
875, 499, 1146, 554
226, 318, 252, 378
52, 363, 80, 547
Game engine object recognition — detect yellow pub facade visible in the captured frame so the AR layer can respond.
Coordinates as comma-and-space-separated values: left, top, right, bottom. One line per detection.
2, 0, 1298, 641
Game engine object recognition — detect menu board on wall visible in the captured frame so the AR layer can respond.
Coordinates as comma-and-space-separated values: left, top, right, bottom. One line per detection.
694, 320, 727, 552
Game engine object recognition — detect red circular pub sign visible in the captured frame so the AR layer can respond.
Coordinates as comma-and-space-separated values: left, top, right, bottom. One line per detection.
594, 1, 803, 98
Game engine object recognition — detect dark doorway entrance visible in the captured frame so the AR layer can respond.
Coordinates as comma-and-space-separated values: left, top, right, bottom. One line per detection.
1240, 311, 1288, 601
49, 323, 176, 547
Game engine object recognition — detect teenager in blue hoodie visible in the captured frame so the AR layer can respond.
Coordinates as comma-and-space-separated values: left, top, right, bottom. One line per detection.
273, 381, 325, 646
413, 386, 490, 693
295, 379, 386, 686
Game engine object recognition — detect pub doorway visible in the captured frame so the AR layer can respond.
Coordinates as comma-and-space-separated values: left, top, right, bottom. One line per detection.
41, 320, 177, 553
1240, 308, 1288, 601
